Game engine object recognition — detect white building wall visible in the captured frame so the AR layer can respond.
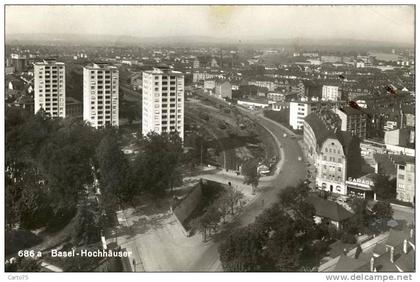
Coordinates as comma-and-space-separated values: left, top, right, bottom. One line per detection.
142, 69, 184, 140
289, 101, 315, 130
322, 85, 341, 101
83, 64, 119, 129
34, 61, 66, 118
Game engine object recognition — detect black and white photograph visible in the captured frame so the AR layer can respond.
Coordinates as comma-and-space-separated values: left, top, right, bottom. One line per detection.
2, 2, 417, 279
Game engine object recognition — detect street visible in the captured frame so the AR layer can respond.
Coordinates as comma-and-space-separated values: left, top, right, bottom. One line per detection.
110, 105, 307, 271
188, 108, 307, 271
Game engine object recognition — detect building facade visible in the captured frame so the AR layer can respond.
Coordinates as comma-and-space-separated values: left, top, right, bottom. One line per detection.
395, 158, 415, 204
215, 80, 232, 99
83, 63, 119, 129
316, 137, 348, 195
322, 85, 342, 101
333, 107, 367, 139
289, 100, 318, 130
142, 67, 184, 140
267, 92, 285, 102
34, 59, 66, 118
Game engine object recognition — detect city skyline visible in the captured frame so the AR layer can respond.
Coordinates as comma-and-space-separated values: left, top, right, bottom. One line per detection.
6, 5, 415, 46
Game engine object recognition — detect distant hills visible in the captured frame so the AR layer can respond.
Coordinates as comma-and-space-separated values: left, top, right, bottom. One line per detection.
5, 33, 414, 50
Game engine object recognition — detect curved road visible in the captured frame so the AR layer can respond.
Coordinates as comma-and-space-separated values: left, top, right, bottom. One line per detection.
189, 108, 307, 271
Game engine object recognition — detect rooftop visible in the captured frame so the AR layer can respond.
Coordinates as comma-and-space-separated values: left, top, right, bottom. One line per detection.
144, 67, 183, 76
34, 59, 65, 66
84, 63, 118, 70
306, 196, 354, 222
335, 106, 367, 116
304, 113, 332, 147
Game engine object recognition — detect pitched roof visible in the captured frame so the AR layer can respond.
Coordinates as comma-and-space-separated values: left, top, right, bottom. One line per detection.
335, 131, 357, 156
373, 243, 388, 257
304, 113, 333, 147
306, 196, 354, 222
394, 249, 415, 272
337, 106, 367, 116
389, 154, 415, 165
386, 229, 409, 248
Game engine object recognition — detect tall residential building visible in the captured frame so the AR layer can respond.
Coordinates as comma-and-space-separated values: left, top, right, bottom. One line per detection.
83, 63, 119, 129
322, 85, 342, 101
289, 99, 318, 130
142, 67, 184, 140
34, 59, 66, 118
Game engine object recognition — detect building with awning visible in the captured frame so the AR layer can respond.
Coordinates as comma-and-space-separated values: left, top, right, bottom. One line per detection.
346, 173, 377, 200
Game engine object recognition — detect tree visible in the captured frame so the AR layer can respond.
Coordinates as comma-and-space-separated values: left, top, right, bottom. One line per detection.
218, 182, 330, 272
241, 158, 260, 194
374, 175, 397, 200
219, 226, 270, 271
7, 257, 42, 272
5, 107, 101, 231
225, 188, 244, 215
96, 131, 130, 207
71, 203, 100, 246
372, 201, 393, 220
200, 205, 223, 240
133, 132, 183, 197
214, 194, 230, 223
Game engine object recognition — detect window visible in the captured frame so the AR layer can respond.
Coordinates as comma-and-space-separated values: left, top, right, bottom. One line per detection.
398, 174, 405, 180
399, 165, 405, 170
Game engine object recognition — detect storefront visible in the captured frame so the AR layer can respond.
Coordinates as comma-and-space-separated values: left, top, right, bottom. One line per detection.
345, 177, 376, 200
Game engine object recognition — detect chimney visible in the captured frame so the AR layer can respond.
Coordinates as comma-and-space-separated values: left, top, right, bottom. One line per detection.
370, 257, 375, 272
390, 247, 394, 263
403, 239, 408, 254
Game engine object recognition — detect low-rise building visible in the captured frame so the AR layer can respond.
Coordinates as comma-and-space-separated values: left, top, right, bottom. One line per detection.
394, 155, 415, 204
306, 196, 354, 229
330, 228, 415, 272
267, 92, 285, 102
237, 97, 270, 109
271, 101, 289, 112
215, 80, 232, 99
384, 128, 413, 147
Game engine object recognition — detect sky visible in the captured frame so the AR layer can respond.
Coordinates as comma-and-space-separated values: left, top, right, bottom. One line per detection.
5, 5, 415, 45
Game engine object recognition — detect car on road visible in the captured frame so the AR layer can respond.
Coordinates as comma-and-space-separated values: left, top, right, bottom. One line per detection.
283, 133, 287, 138
298, 156, 302, 161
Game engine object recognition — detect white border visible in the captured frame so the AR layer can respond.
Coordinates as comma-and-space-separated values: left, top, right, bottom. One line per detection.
0, 1, 417, 282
